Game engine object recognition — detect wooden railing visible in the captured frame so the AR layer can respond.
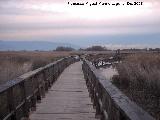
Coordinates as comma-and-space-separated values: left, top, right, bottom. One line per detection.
0, 56, 77, 120
82, 59, 155, 120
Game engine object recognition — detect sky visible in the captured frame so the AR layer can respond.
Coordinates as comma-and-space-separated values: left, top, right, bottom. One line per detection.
0, 0, 160, 49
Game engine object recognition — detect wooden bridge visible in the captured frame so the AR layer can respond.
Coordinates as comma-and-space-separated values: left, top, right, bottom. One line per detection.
30, 62, 96, 120
0, 56, 155, 120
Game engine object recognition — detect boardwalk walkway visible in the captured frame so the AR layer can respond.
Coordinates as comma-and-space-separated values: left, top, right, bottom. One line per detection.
30, 62, 97, 120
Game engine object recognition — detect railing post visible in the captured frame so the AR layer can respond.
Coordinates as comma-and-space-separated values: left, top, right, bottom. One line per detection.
43, 70, 49, 92
31, 95, 36, 111
7, 87, 17, 120
95, 84, 102, 119
20, 81, 30, 119
37, 87, 42, 103
41, 82, 46, 98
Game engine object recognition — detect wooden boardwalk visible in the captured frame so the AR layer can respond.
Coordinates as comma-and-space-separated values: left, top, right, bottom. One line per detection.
29, 62, 97, 120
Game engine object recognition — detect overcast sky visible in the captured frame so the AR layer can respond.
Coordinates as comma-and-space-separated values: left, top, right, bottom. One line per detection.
0, 0, 160, 49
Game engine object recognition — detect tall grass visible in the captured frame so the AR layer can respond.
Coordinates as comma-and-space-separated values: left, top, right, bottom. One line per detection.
0, 60, 32, 84
113, 53, 160, 119
0, 51, 72, 84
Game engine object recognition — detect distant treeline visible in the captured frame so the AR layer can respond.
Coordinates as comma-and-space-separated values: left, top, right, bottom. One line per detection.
55, 46, 109, 51
54, 46, 160, 52
81, 46, 109, 51
55, 46, 75, 51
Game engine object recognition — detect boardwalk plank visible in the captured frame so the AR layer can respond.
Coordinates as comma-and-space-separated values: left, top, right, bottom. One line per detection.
30, 62, 98, 120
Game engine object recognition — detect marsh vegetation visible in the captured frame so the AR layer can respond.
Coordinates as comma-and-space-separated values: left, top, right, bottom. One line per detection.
0, 51, 72, 84
112, 53, 160, 119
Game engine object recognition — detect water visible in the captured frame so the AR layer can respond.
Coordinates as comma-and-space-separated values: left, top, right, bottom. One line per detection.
99, 66, 118, 80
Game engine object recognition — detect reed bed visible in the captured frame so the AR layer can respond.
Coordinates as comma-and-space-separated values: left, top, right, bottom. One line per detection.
0, 51, 72, 84
113, 53, 160, 119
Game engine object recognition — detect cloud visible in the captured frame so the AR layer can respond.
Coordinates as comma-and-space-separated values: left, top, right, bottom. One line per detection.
0, 0, 160, 43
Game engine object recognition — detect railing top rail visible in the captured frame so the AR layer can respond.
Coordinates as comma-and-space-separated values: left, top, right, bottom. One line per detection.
83, 59, 155, 120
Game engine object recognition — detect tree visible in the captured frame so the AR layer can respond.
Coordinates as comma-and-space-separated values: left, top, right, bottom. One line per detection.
84, 46, 107, 51
55, 46, 75, 51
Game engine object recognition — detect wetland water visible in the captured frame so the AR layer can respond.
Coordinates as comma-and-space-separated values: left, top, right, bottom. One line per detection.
99, 66, 118, 80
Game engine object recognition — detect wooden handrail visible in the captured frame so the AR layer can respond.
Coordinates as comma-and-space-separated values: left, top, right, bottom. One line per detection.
0, 56, 77, 120
82, 59, 155, 120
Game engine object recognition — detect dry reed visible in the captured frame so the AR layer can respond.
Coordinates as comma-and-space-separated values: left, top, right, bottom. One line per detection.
0, 51, 72, 84
113, 53, 160, 119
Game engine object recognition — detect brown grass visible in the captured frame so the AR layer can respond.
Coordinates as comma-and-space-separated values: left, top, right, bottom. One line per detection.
113, 53, 160, 119
0, 51, 73, 84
